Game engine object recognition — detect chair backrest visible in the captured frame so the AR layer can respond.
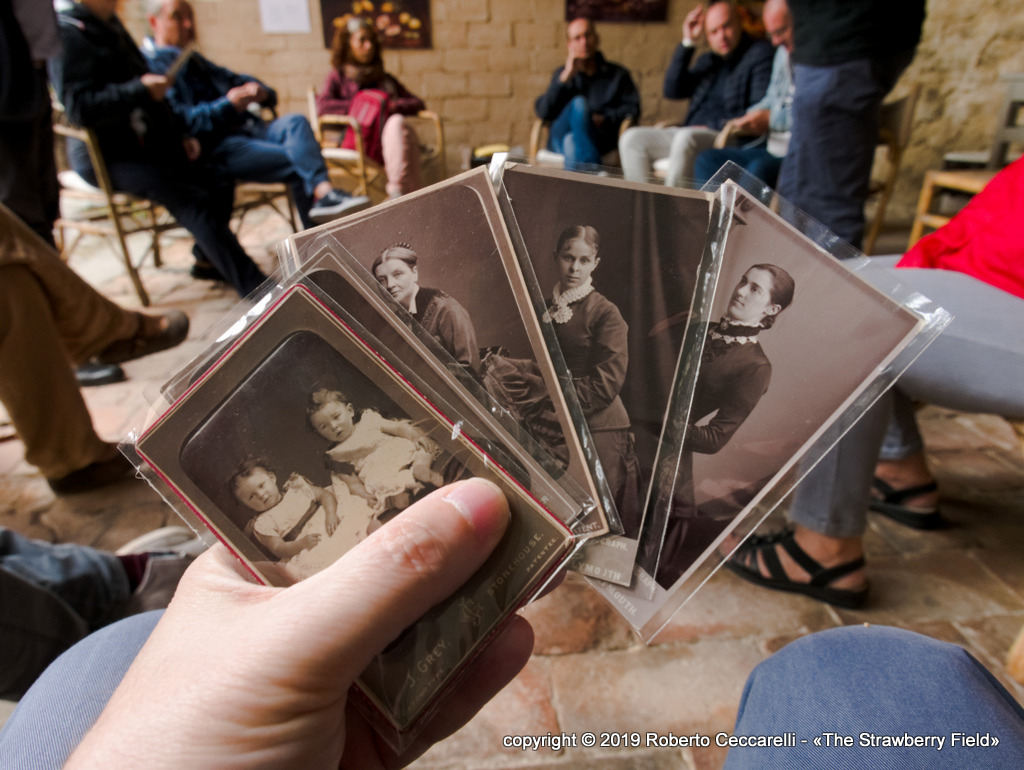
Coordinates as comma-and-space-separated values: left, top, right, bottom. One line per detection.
878, 84, 920, 162
988, 73, 1024, 168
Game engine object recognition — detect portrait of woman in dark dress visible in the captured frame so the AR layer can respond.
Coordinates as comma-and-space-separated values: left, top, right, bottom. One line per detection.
547, 225, 642, 534
657, 262, 796, 587
371, 244, 481, 376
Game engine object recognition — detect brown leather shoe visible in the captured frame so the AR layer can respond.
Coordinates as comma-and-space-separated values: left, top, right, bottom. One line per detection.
96, 310, 190, 365
47, 451, 136, 494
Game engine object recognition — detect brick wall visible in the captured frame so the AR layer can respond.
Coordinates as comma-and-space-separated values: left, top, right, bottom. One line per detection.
120, 0, 1024, 225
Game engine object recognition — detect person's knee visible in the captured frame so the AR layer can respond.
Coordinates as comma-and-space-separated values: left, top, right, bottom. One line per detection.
567, 95, 590, 126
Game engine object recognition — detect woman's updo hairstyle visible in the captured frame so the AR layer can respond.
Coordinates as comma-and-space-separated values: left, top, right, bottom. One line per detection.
371, 243, 419, 277
554, 224, 600, 257
750, 263, 795, 329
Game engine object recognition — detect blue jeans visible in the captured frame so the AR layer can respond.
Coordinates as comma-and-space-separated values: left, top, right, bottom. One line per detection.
0, 611, 160, 768
0, 528, 130, 700
776, 53, 913, 250
725, 625, 1024, 768
98, 157, 266, 297
695, 146, 782, 188
212, 113, 330, 230
547, 95, 603, 169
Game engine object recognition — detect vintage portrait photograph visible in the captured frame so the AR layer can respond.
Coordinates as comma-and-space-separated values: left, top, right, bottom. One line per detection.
498, 164, 714, 550
137, 285, 574, 735
289, 168, 613, 537
649, 188, 925, 591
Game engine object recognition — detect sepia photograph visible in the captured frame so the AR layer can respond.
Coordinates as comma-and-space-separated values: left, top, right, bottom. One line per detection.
498, 163, 714, 580
286, 168, 613, 538
137, 285, 574, 734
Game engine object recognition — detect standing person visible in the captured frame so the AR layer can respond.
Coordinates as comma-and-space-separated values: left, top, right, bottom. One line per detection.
547, 226, 641, 534
693, 0, 794, 187
619, 1, 773, 187
371, 244, 481, 376
534, 17, 640, 170
657, 264, 794, 587
776, 0, 926, 250
51, 0, 267, 297
317, 16, 427, 199
142, 0, 369, 229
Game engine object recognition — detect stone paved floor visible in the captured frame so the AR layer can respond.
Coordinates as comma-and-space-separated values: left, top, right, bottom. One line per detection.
2, 216, 1022, 767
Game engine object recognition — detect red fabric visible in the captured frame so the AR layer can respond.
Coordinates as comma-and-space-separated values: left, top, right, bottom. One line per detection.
898, 157, 1024, 300
340, 89, 390, 166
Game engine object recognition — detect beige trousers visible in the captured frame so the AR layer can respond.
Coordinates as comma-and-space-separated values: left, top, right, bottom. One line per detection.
0, 204, 139, 477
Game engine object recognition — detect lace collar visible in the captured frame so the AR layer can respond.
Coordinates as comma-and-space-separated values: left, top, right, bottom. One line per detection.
546, 279, 594, 324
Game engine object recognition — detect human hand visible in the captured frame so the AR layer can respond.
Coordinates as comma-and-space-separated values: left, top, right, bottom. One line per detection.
140, 73, 169, 102
64, 479, 532, 770
683, 4, 705, 44
559, 50, 582, 83
731, 110, 769, 135
591, 112, 605, 127
324, 508, 340, 536
182, 137, 201, 161
226, 82, 261, 112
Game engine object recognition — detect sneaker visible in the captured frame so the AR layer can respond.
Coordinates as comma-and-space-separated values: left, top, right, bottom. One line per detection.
115, 525, 209, 558
309, 190, 371, 224
122, 554, 195, 615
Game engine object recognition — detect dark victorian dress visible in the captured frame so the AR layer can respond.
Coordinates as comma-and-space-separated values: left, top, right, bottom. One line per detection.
656, 320, 772, 586
551, 290, 642, 535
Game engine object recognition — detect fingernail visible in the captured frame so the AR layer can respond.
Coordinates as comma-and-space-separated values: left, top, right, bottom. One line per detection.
442, 478, 509, 545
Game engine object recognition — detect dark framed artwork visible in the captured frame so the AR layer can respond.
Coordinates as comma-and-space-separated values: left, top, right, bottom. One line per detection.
565, 0, 668, 23
320, 0, 432, 49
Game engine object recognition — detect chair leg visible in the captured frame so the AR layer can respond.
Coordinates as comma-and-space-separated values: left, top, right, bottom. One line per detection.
908, 170, 939, 247
112, 214, 150, 307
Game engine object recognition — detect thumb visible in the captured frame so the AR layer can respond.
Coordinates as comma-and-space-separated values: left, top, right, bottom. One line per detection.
275, 478, 510, 679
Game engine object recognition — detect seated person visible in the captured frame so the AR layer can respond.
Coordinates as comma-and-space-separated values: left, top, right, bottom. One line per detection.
142, 0, 369, 229
0, 202, 189, 494
533, 17, 640, 170
619, 1, 773, 187
316, 16, 427, 199
694, 0, 793, 187
52, 0, 264, 297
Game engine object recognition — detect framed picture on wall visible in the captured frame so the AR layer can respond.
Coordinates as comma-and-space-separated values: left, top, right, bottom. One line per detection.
565, 1, 668, 23
320, 0, 432, 50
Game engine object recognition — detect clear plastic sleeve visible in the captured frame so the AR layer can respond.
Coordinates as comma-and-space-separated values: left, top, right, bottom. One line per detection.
122, 266, 581, 752
586, 162, 952, 641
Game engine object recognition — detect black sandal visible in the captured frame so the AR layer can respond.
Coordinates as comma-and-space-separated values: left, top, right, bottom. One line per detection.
869, 477, 945, 530
724, 529, 869, 609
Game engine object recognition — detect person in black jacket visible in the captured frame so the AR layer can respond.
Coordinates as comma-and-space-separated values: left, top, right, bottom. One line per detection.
142, 0, 368, 229
51, 0, 266, 297
619, 2, 773, 186
534, 18, 640, 170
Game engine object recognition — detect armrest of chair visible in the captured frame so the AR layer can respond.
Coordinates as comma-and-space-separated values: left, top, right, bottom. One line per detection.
317, 114, 364, 156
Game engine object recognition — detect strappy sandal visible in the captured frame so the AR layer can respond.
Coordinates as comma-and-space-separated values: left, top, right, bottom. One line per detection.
869, 477, 945, 530
724, 529, 869, 609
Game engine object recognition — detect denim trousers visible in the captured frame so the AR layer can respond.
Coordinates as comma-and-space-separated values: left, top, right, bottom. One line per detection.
0, 528, 131, 702
213, 113, 330, 230
776, 53, 913, 250
694, 145, 782, 188
724, 625, 1024, 769
547, 95, 604, 168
